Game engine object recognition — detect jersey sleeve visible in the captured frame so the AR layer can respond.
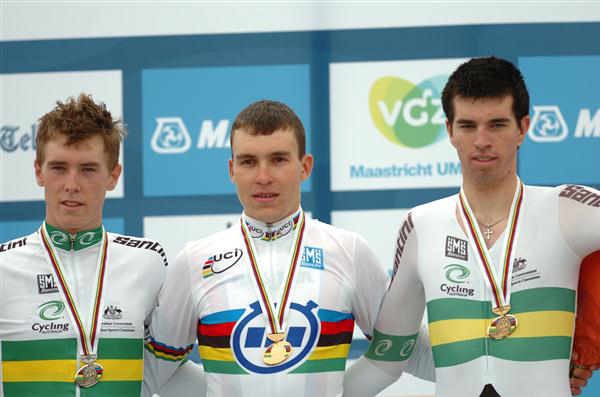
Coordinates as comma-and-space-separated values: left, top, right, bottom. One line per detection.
156, 360, 207, 397
558, 185, 600, 258
142, 246, 198, 396
349, 233, 390, 338
345, 212, 427, 395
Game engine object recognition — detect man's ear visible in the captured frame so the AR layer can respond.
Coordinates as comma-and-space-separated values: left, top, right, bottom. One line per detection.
517, 115, 530, 147
228, 158, 235, 183
34, 160, 44, 187
107, 164, 122, 191
446, 119, 457, 148
300, 154, 313, 182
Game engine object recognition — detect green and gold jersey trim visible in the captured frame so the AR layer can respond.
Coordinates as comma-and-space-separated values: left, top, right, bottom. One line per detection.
45, 223, 103, 251
1, 338, 143, 397
426, 287, 575, 367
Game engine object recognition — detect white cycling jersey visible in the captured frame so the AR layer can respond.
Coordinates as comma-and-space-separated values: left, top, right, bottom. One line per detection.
144, 208, 434, 397
345, 184, 600, 397
0, 224, 167, 397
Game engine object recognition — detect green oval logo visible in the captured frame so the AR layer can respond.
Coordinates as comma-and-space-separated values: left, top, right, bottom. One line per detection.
369, 75, 448, 148
444, 264, 470, 284
37, 300, 65, 321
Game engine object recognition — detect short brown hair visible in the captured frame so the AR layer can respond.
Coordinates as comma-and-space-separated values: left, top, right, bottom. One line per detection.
230, 100, 306, 158
36, 93, 126, 169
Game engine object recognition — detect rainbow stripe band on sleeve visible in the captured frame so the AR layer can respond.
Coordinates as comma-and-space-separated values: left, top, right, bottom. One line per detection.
144, 337, 193, 362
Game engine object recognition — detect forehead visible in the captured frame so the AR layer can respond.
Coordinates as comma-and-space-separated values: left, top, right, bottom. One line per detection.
231, 128, 299, 157
452, 95, 515, 121
42, 134, 107, 162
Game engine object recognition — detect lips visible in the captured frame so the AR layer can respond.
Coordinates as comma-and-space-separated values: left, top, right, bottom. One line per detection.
252, 193, 278, 203
472, 155, 497, 164
61, 200, 82, 208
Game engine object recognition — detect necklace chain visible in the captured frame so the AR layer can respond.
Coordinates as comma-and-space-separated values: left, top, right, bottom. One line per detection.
477, 216, 506, 229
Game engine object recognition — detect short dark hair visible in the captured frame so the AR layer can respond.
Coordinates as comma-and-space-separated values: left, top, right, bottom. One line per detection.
442, 56, 530, 123
230, 100, 306, 158
36, 93, 125, 169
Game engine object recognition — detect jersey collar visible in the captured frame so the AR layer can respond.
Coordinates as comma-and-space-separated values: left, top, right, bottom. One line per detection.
44, 223, 104, 251
242, 208, 302, 242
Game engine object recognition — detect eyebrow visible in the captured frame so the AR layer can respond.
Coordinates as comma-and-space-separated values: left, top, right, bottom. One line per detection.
235, 150, 292, 160
455, 117, 511, 124
46, 160, 102, 167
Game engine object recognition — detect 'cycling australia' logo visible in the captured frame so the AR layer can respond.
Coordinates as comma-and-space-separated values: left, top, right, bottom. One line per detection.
369, 75, 447, 148
528, 106, 569, 142
32, 300, 70, 334
37, 300, 65, 320
444, 264, 470, 284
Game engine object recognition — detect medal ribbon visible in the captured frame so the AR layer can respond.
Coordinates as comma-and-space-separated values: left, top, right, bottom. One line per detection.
458, 178, 524, 310
39, 222, 108, 357
241, 211, 306, 334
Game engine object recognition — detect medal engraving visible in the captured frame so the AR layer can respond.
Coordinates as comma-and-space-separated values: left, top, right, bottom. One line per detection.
488, 314, 518, 339
264, 340, 293, 365
75, 356, 103, 387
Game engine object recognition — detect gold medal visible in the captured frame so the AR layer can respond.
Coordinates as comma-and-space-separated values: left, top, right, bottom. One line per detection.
488, 312, 518, 339
75, 355, 103, 387
264, 333, 293, 365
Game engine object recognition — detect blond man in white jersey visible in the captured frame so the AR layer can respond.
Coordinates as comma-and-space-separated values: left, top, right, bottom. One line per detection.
343, 57, 600, 397
0, 94, 167, 397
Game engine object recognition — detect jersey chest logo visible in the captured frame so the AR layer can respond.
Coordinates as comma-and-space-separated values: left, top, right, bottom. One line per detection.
231, 300, 320, 374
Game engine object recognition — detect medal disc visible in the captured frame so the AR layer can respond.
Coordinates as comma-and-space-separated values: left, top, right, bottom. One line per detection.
488, 314, 518, 339
263, 340, 293, 365
75, 362, 103, 387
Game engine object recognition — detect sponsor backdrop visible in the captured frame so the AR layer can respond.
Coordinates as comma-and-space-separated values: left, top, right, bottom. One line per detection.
0, 70, 124, 202
331, 58, 464, 191
2, 20, 599, 397
142, 64, 311, 196
519, 55, 600, 186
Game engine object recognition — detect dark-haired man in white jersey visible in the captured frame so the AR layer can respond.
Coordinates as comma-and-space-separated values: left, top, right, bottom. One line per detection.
344, 56, 600, 397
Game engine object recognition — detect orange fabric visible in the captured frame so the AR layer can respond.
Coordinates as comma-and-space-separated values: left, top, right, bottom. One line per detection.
574, 251, 600, 366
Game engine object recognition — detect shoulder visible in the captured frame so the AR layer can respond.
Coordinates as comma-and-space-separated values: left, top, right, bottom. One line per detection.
554, 184, 600, 206
0, 231, 39, 258
0, 232, 41, 276
109, 233, 168, 267
304, 217, 363, 247
177, 223, 242, 259
522, 183, 600, 207
409, 194, 457, 224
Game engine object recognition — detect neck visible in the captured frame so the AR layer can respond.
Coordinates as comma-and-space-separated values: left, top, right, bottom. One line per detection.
462, 175, 518, 224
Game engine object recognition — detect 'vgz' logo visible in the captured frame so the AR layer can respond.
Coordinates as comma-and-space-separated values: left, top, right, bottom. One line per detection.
529, 106, 600, 142
151, 117, 231, 154
37, 274, 58, 294
370, 76, 447, 148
